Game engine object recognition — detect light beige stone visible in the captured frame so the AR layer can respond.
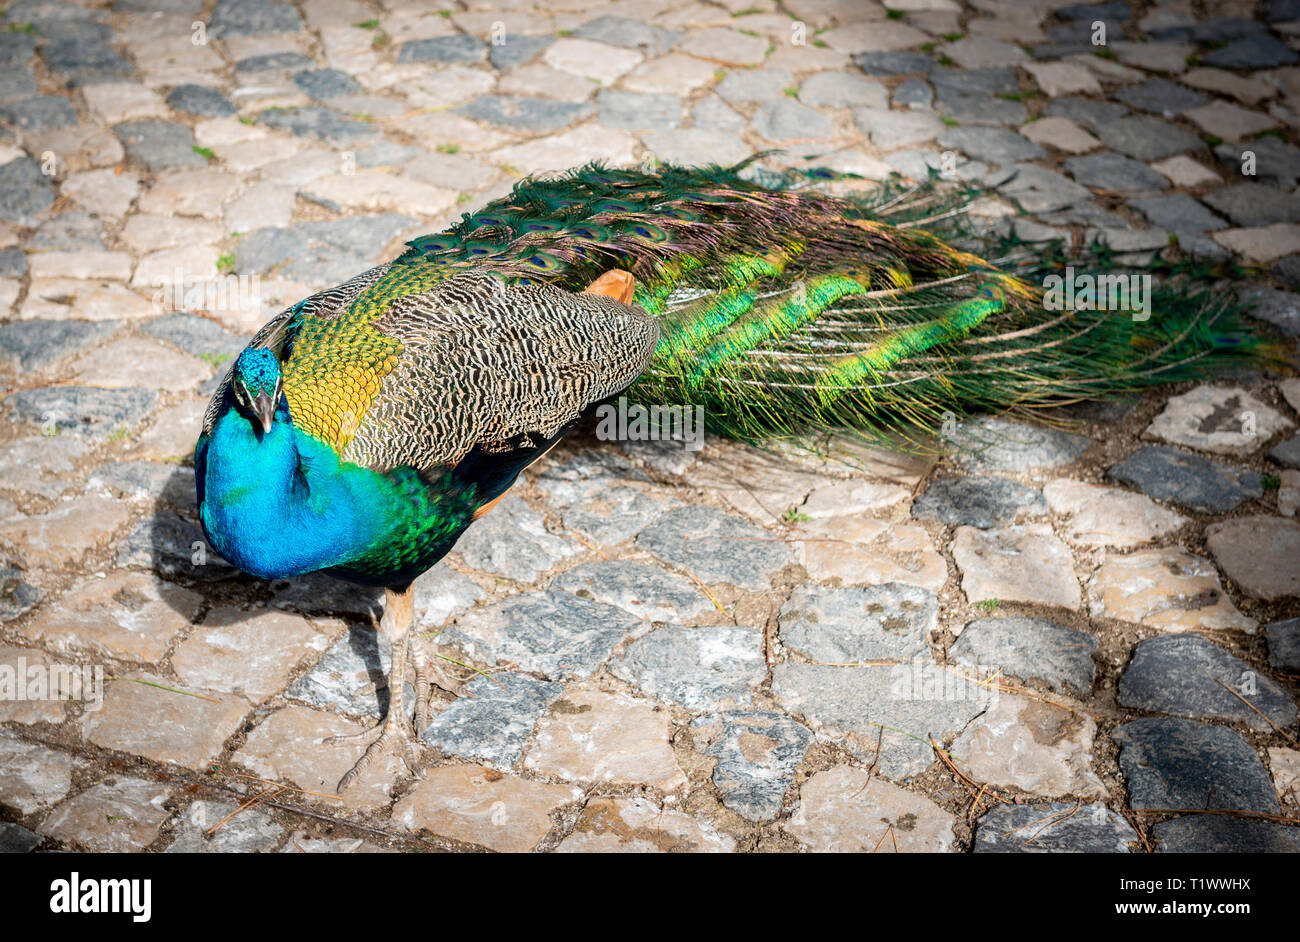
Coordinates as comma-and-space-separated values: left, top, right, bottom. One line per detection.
1184, 100, 1278, 141
821, 20, 930, 54
544, 38, 644, 83
1205, 515, 1300, 601
84, 674, 250, 769
68, 336, 210, 391
173, 607, 334, 701
952, 523, 1081, 610
490, 124, 638, 177
212, 135, 303, 173
39, 776, 170, 852
969, 16, 1046, 44
401, 151, 501, 191
302, 171, 458, 217
785, 765, 956, 852
1088, 547, 1255, 631
1214, 224, 1300, 262
0, 435, 85, 500
25, 571, 201, 663
28, 250, 133, 281
1181, 68, 1276, 106
1269, 746, 1300, 806
783, 0, 887, 27
1279, 470, 1300, 518
641, 128, 752, 167
855, 107, 944, 147
0, 495, 133, 570
222, 34, 310, 61
236, 705, 399, 811
0, 730, 76, 814
129, 398, 209, 461
121, 214, 224, 253
951, 694, 1107, 799
792, 516, 948, 591
142, 68, 224, 88
800, 479, 911, 519
384, 8, 459, 42
393, 765, 581, 852
453, 10, 559, 37
1113, 41, 1193, 74
1021, 61, 1101, 96
524, 686, 687, 791
302, 0, 370, 29
405, 111, 512, 153
211, 273, 310, 333
1150, 154, 1222, 187
131, 36, 223, 73
775, 434, 935, 487
137, 170, 240, 218
495, 63, 597, 103
678, 27, 771, 65
1020, 116, 1101, 154
224, 181, 296, 233
765, 42, 852, 75
1069, 52, 1147, 84
81, 82, 168, 123
0, 645, 67, 725
132, 245, 222, 292
20, 279, 155, 321
1280, 378, 1300, 413
256, 147, 340, 188
1262, 64, 1300, 103
691, 446, 825, 524
558, 797, 735, 852
194, 116, 267, 147
25, 124, 124, 172
1042, 479, 1187, 547
405, 65, 496, 108
61, 168, 141, 219
279, 831, 386, 853
1145, 385, 1292, 455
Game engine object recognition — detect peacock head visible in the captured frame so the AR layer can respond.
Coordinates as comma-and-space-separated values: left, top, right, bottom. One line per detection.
231, 348, 283, 435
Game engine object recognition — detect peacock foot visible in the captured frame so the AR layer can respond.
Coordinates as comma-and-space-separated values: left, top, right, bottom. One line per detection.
333, 709, 423, 792
412, 644, 472, 735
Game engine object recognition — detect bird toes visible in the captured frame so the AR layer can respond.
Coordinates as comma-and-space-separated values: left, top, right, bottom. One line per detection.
335, 713, 423, 792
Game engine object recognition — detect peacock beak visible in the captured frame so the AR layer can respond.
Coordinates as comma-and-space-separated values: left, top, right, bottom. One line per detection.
252, 389, 276, 434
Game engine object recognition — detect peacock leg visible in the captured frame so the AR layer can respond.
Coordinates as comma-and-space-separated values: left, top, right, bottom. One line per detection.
410, 640, 470, 735
335, 585, 423, 792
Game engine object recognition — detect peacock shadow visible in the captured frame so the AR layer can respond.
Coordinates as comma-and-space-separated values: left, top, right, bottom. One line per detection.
146, 461, 395, 713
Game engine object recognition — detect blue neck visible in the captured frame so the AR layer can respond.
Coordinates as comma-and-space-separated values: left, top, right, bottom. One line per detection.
199, 401, 375, 579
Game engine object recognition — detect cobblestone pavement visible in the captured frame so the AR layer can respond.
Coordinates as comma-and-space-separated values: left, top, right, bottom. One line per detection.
1, 0, 1300, 854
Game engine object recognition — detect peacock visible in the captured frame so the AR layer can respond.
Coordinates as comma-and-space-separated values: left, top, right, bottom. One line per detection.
196, 158, 1277, 791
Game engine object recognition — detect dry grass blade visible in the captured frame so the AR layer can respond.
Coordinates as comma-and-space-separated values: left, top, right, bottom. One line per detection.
1209, 674, 1300, 748
941, 663, 1106, 720
434, 652, 505, 687
205, 786, 285, 836
112, 677, 221, 703
233, 772, 343, 802
1002, 799, 1083, 847
929, 735, 1010, 820
872, 823, 900, 853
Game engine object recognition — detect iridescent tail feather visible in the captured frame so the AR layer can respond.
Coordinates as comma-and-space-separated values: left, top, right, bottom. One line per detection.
393, 157, 1282, 448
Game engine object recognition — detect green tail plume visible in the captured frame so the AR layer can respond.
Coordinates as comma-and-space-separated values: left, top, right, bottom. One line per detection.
395, 157, 1285, 448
